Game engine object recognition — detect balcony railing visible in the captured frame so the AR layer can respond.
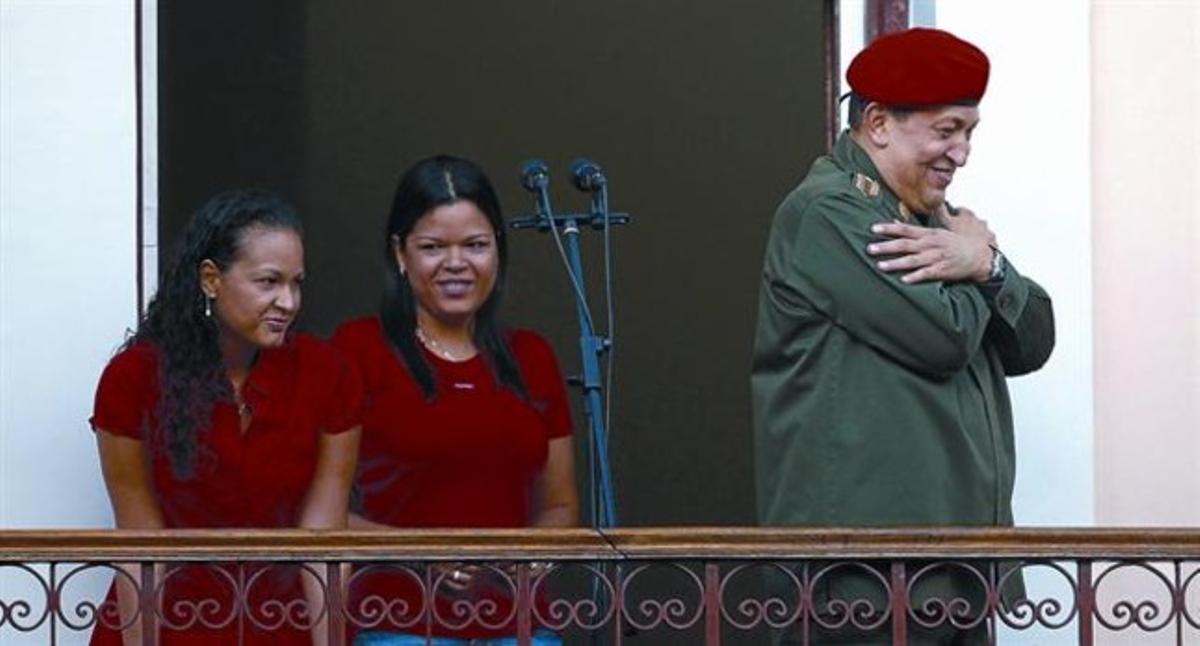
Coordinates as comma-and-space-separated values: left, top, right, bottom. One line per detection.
1, 527, 1198, 644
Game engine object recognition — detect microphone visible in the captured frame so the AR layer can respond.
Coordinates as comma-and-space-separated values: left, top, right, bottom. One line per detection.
569, 158, 606, 192
520, 159, 550, 192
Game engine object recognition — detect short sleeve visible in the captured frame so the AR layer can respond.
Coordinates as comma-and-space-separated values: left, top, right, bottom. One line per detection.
314, 339, 364, 435
330, 317, 381, 396
512, 331, 573, 440
89, 344, 157, 440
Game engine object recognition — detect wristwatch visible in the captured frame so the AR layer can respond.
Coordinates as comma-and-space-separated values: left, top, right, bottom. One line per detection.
988, 246, 1007, 282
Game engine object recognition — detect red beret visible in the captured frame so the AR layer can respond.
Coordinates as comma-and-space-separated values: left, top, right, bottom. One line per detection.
847, 28, 989, 106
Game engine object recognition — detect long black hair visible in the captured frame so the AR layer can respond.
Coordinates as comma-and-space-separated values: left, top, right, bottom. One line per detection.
131, 189, 302, 479
380, 155, 526, 400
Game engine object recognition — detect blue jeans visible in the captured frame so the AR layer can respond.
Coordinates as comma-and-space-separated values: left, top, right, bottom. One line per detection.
352, 629, 561, 646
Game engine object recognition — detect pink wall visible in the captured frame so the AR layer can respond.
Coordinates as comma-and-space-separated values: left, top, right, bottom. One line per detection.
1093, 1, 1200, 526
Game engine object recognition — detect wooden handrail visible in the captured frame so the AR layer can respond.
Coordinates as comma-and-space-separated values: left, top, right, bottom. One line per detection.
1, 527, 1197, 562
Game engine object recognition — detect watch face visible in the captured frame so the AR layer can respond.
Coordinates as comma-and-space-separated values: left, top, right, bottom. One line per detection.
991, 251, 1007, 280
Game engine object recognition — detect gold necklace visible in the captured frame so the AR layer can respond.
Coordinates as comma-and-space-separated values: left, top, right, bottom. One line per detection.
415, 327, 472, 361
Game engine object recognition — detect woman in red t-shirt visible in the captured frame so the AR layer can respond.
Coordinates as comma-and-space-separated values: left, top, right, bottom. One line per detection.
89, 190, 362, 645
332, 156, 579, 645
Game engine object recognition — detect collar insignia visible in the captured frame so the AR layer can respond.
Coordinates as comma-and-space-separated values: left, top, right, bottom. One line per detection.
852, 173, 880, 198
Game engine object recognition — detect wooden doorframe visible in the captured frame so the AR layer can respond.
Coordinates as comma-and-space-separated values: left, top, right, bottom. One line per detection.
865, 0, 910, 43
825, 0, 911, 148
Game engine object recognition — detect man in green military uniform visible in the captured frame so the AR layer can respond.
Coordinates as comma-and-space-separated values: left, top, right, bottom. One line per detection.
752, 28, 1055, 644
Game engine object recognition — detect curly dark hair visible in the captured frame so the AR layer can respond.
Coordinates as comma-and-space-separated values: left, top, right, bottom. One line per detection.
131, 189, 302, 479
380, 155, 526, 400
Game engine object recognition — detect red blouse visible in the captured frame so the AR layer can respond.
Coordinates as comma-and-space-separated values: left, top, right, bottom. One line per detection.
330, 317, 572, 638
88, 333, 362, 645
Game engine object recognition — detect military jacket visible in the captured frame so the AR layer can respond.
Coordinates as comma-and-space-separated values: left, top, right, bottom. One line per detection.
753, 132, 1055, 529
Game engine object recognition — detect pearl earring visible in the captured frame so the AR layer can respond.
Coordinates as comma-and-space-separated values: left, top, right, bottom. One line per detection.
204, 296, 212, 318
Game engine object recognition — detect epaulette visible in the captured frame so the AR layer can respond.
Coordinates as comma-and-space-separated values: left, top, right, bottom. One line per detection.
852, 172, 880, 198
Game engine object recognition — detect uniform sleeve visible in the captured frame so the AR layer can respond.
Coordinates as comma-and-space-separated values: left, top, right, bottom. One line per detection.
89, 346, 156, 440
517, 332, 573, 440
317, 340, 364, 435
773, 192, 993, 379
980, 261, 1056, 376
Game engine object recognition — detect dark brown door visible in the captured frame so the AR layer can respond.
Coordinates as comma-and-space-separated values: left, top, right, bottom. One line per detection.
159, 0, 828, 531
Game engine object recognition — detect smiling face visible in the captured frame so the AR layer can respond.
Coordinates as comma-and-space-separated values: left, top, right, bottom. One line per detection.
200, 225, 305, 354
865, 104, 980, 214
395, 199, 499, 332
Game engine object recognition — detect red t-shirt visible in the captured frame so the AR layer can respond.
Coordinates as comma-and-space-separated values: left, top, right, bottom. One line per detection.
330, 317, 572, 638
88, 333, 362, 645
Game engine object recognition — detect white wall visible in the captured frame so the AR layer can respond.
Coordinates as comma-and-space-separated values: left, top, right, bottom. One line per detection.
1, 0, 138, 641
935, 0, 1095, 528
837, 0, 865, 131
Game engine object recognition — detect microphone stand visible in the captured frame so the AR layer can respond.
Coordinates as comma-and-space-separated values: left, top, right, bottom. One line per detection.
511, 186, 628, 530
515, 165, 630, 646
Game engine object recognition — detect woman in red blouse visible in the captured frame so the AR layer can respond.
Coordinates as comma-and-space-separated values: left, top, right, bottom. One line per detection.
90, 190, 361, 645
332, 156, 579, 645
